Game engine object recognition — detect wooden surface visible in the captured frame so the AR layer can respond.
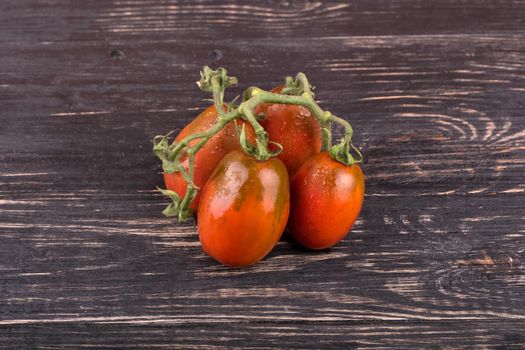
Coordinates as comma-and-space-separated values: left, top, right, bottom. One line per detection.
1, 1, 524, 349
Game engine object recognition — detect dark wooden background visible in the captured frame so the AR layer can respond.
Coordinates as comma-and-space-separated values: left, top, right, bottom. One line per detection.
1, 0, 524, 349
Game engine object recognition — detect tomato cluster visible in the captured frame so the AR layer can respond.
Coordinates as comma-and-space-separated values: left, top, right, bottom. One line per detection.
161, 87, 365, 268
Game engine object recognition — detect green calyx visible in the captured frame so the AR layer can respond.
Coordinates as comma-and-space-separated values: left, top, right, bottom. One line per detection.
326, 115, 363, 166
282, 73, 315, 97
153, 66, 362, 222
197, 66, 238, 91
329, 133, 364, 166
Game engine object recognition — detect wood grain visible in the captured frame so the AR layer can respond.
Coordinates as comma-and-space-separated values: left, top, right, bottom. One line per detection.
1, 0, 524, 349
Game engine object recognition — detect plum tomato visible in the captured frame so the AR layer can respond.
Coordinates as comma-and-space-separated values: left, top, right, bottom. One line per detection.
163, 105, 255, 212
255, 86, 322, 176
198, 150, 290, 267
288, 152, 364, 250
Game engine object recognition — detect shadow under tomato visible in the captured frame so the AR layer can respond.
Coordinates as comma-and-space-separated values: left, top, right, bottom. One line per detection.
280, 228, 335, 254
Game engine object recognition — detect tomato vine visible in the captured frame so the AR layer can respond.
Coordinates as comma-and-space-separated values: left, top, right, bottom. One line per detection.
153, 66, 362, 222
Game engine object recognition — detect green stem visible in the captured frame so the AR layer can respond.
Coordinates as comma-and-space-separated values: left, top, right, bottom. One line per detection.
210, 75, 224, 116
330, 114, 353, 144
168, 111, 241, 159
247, 90, 332, 150
238, 101, 271, 161
294, 72, 313, 96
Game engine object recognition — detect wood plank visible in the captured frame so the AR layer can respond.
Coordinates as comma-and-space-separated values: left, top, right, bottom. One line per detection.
1, 322, 525, 349
2, 0, 525, 43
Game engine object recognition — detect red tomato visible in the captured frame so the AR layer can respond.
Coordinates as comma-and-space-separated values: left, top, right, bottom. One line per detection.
164, 105, 255, 212
288, 152, 364, 250
198, 150, 290, 267
255, 86, 322, 176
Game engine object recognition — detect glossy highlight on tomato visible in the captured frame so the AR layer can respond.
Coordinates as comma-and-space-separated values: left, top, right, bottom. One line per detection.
255, 86, 322, 176
163, 105, 255, 212
198, 150, 290, 267
289, 152, 364, 250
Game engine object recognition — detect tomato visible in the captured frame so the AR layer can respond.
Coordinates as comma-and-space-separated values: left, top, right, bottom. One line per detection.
198, 150, 290, 267
255, 86, 322, 176
164, 105, 255, 212
288, 152, 364, 250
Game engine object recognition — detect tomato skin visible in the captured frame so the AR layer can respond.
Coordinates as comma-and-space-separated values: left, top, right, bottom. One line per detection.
255, 86, 322, 177
163, 105, 255, 212
289, 152, 364, 250
198, 150, 290, 267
